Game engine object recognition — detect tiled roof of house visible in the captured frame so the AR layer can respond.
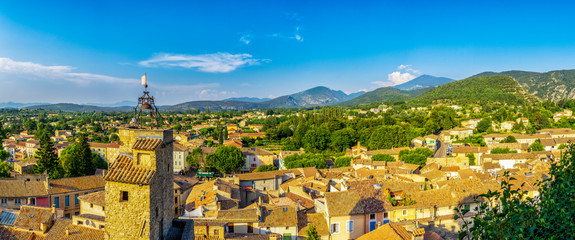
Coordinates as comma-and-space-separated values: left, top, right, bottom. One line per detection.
421, 169, 446, 181
49, 175, 105, 194
44, 218, 104, 240
357, 223, 412, 240
285, 192, 315, 210
236, 170, 293, 181
173, 174, 198, 192
13, 206, 54, 233
452, 146, 488, 154
0, 180, 48, 198
104, 155, 155, 185
260, 206, 297, 227
297, 212, 329, 236
0, 225, 45, 240
77, 191, 105, 207
132, 138, 162, 151
215, 208, 259, 222
324, 190, 364, 217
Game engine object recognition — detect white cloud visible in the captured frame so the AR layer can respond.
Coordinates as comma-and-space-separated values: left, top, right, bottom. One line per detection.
139, 53, 267, 73
293, 26, 304, 42
239, 34, 252, 45
268, 26, 304, 42
398, 64, 410, 70
0, 57, 137, 84
387, 71, 417, 85
371, 64, 422, 88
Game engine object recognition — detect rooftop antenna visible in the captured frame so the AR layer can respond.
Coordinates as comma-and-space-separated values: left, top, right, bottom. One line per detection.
134, 74, 161, 127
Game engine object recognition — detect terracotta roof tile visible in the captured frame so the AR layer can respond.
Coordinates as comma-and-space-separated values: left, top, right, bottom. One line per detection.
297, 212, 329, 236
0, 180, 48, 198
260, 206, 297, 227
48, 175, 105, 194
44, 218, 104, 240
104, 155, 155, 185
13, 206, 54, 233
132, 138, 162, 151
77, 191, 105, 207
357, 223, 412, 240
0, 225, 45, 240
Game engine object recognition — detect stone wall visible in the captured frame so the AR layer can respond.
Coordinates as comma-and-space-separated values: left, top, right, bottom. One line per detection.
105, 182, 152, 239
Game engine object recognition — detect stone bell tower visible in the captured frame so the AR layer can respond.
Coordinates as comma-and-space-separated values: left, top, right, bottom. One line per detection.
104, 76, 174, 239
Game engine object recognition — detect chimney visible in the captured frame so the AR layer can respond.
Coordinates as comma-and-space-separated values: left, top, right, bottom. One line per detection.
40, 222, 49, 233
411, 228, 425, 240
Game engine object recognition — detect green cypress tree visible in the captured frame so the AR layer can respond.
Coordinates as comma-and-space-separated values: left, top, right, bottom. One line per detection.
76, 133, 95, 176
34, 133, 62, 179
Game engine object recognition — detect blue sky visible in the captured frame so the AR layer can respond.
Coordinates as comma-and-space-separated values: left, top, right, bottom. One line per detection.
1, 1, 575, 105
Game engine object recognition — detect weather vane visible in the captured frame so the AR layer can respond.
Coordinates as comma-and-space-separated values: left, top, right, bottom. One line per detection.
134, 74, 161, 127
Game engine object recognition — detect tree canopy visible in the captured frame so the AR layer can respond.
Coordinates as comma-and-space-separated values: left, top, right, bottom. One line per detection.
207, 145, 245, 174
456, 145, 575, 239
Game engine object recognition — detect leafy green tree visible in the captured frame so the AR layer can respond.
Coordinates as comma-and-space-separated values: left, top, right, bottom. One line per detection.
334, 156, 352, 168
529, 140, 545, 152
398, 148, 433, 167
476, 118, 492, 133
0, 150, 10, 161
303, 128, 331, 153
110, 134, 120, 142
34, 133, 63, 179
368, 125, 408, 150
208, 146, 244, 174
305, 224, 320, 240
330, 128, 358, 152
91, 153, 108, 170
499, 135, 517, 143
456, 145, 575, 239
255, 164, 278, 172
466, 153, 476, 166
186, 147, 202, 168
372, 154, 395, 162
490, 147, 518, 154
0, 161, 13, 178
283, 153, 328, 169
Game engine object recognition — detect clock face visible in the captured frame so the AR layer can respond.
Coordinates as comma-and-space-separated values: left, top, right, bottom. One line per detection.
85, 220, 91, 226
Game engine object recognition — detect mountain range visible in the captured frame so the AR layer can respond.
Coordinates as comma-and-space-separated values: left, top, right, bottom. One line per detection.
472, 70, 575, 101
393, 75, 455, 90
10, 69, 575, 112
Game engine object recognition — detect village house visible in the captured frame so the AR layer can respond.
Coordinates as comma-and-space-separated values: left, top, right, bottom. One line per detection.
240, 147, 275, 172
448, 127, 474, 140
173, 142, 190, 173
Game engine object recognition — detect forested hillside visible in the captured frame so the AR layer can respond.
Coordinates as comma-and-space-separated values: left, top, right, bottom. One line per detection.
413, 75, 538, 105
473, 70, 575, 101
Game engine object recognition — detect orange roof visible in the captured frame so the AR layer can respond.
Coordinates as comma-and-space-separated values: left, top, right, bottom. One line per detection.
132, 138, 162, 151
13, 206, 54, 233
104, 155, 155, 185
357, 223, 412, 240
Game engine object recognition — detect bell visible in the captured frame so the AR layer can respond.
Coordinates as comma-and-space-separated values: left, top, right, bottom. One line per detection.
140, 102, 152, 110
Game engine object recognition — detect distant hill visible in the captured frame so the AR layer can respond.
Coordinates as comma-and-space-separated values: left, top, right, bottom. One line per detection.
85, 100, 137, 107
26, 103, 132, 112
162, 86, 364, 111
413, 75, 538, 105
0, 102, 49, 109
223, 97, 271, 102
393, 75, 455, 90
340, 87, 432, 106
472, 70, 575, 101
